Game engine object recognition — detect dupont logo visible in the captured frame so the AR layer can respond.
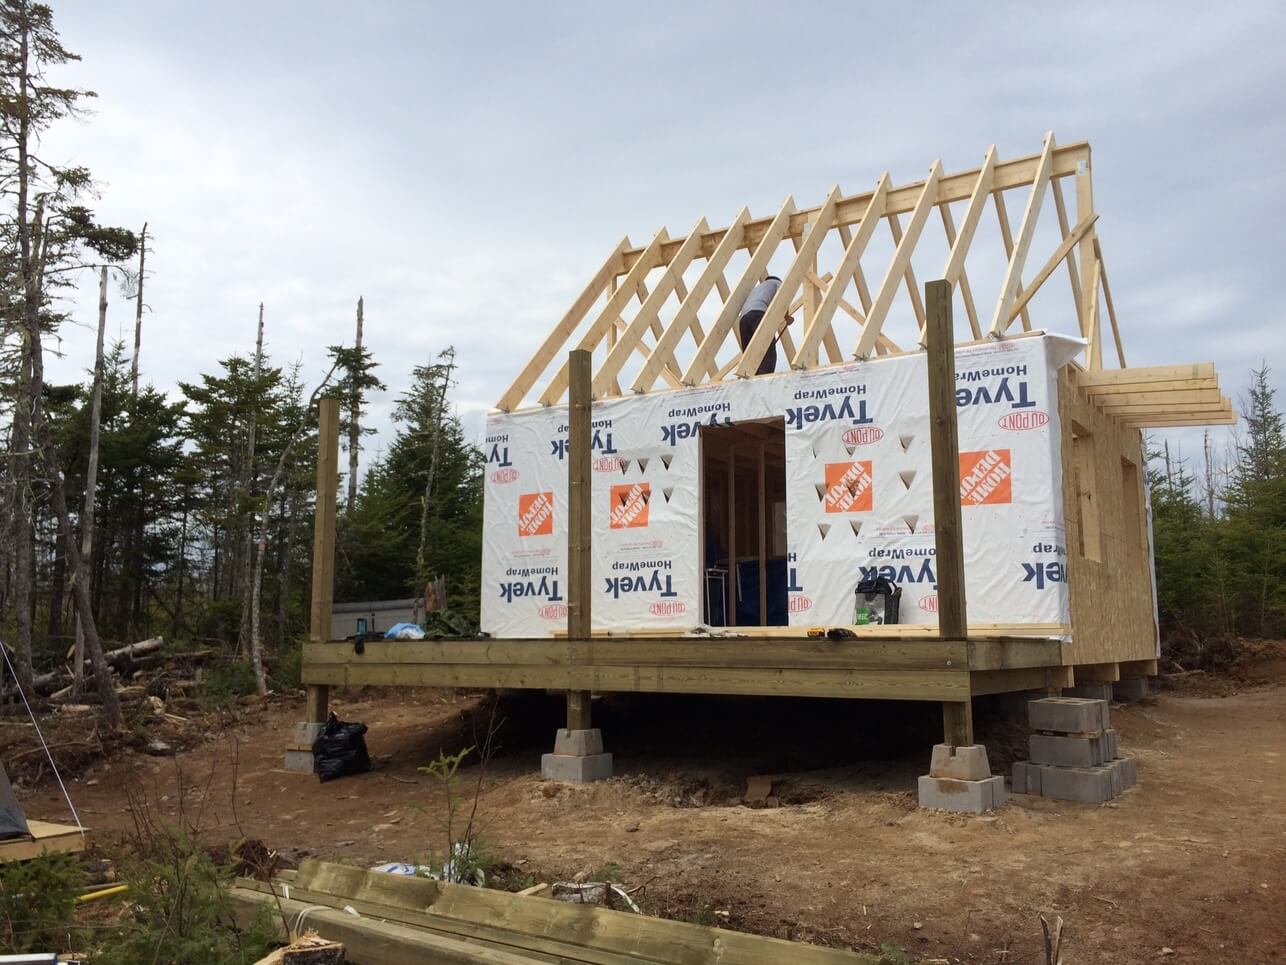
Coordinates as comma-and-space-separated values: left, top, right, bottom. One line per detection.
999, 410, 1049, 431
610, 483, 650, 530
842, 426, 884, 446
594, 456, 623, 473
538, 603, 568, 620
824, 461, 874, 513
517, 491, 554, 537
649, 600, 686, 617
918, 594, 939, 613
959, 449, 1012, 506
788, 595, 813, 613
490, 467, 519, 485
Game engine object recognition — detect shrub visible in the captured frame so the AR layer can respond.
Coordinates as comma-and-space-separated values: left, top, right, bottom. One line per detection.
0, 851, 83, 954
202, 660, 259, 704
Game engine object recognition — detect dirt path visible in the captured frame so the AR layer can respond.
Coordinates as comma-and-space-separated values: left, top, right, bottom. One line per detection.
19, 682, 1285, 963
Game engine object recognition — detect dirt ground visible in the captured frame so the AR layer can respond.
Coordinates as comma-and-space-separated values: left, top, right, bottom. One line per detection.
16, 667, 1286, 964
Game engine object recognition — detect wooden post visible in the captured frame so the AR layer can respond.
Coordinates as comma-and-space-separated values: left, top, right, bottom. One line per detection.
566, 350, 593, 731
925, 279, 973, 745
307, 397, 340, 724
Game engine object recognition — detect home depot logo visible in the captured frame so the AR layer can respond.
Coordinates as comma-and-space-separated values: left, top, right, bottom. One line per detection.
517, 491, 554, 537
824, 461, 874, 513
959, 449, 1012, 506
609, 483, 650, 529
999, 410, 1049, 431
842, 426, 884, 446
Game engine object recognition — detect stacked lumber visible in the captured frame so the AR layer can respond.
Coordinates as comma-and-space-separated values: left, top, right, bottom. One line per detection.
231, 859, 879, 964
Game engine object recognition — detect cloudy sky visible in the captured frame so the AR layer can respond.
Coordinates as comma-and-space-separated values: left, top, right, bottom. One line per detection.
41, 1, 1286, 474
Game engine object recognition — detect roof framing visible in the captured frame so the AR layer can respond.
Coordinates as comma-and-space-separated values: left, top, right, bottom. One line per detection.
496, 134, 1233, 431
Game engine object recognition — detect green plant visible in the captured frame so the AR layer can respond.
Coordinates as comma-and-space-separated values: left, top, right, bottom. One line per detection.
202, 660, 259, 704
0, 851, 83, 953
684, 905, 717, 927
270, 638, 303, 691
591, 862, 623, 883
878, 942, 914, 965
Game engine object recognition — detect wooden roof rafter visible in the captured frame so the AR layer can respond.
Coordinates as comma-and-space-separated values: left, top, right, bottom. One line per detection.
495, 134, 1233, 433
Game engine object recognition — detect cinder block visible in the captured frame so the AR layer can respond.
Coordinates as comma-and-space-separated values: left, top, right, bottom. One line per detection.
1029, 733, 1109, 768
541, 752, 613, 783
929, 744, 991, 781
1064, 682, 1114, 702
1106, 728, 1119, 760
1028, 697, 1109, 734
283, 749, 316, 774
917, 774, 1005, 813
1038, 764, 1115, 804
553, 728, 604, 757
1012, 761, 1041, 795
1112, 756, 1137, 787
1113, 677, 1151, 702
291, 722, 325, 749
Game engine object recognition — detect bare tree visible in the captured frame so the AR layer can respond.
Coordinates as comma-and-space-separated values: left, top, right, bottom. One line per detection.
416, 345, 456, 585
237, 304, 265, 654
248, 359, 341, 694
347, 296, 363, 513
128, 220, 147, 397
71, 266, 108, 697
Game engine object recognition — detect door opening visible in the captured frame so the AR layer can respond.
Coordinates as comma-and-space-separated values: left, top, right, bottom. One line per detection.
699, 419, 788, 627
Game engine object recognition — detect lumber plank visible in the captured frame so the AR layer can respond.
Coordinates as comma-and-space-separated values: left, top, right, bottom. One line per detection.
925, 279, 966, 640
990, 131, 1055, 335
0, 821, 88, 863
496, 238, 627, 412
970, 666, 1073, 695
618, 140, 1091, 270
1005, 212, 1098, 326
1075, 363, 1215, 389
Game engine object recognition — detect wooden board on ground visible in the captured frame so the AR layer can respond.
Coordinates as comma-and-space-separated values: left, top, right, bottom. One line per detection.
0, 820, 88, 863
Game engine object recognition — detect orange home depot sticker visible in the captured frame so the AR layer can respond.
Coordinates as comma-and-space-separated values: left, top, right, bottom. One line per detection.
959, 449, 1012, 506
517, 491, 555, 537
824, 461, 874, 513
609, 483, 650, 529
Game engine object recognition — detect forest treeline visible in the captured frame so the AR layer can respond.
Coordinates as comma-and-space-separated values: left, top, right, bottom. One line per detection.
0, 1, 481, 727
1150, 366, 1285, 662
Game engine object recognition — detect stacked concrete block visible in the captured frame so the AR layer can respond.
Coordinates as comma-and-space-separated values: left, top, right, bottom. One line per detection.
540, 728, 613, 783
1113, 677, 1151, 701
1010, 698, 1137, 804
1063, 681, 1115, 702
918, 744, 1007, 813
283, 721, 326, 774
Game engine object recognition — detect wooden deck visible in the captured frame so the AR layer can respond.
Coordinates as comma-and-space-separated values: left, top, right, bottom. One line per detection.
301, 635, 1068, 702
0, 820, 89, 863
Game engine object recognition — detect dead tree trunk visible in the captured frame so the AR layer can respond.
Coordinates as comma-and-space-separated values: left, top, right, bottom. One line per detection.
10, 340, 35, 696
346, 296, 363, 513
416, 346, 455, 585
249, 361, 340, 694
72, 266, 109, 696
237, 304, 265, 654
129, 221, 147, 398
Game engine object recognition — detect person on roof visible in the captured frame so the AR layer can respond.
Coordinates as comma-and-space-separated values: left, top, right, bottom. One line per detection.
737, 275, 793, 375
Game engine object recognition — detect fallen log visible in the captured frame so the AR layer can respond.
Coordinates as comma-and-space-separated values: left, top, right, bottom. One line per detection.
6, 636, 165, 699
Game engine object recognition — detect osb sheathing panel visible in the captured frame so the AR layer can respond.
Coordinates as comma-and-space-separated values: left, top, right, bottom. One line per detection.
1058, 371, 1158, 666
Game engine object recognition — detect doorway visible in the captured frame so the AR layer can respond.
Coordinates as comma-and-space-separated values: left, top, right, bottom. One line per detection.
699, 419, 788, 627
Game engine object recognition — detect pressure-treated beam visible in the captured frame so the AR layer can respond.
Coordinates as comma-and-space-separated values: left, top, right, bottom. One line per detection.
539, 229, 669, 405
990, 131, 1056, 336
853, 160, 942, 359
682, 196, 796, 385
1005, 212, 1098, 326
793, 174, 890, 368
736, 185, 842, 378
495, 237, 628, 411
593, 217, 707, 397
618, 140, 1092, 271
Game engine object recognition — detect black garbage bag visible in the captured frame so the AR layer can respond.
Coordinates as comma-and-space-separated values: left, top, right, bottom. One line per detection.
313, 712, 370, 783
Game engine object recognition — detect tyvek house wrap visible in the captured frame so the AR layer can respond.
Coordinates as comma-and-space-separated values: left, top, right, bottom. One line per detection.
481, 334, 1083, 638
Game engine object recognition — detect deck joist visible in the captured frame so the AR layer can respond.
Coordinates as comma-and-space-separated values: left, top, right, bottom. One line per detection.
302, 636, 1067, 702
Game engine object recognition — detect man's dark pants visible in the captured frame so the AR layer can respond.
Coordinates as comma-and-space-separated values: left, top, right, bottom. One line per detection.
737, 310, 776, 375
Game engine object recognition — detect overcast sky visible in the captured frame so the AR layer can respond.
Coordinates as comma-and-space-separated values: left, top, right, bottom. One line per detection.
40, 1, 1286, 475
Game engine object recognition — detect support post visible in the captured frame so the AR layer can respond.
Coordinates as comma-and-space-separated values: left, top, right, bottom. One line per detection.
543, 350, 612, 781
286, 397, 339, 771
566, 349, 593, 730
923, 279, 982, 787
